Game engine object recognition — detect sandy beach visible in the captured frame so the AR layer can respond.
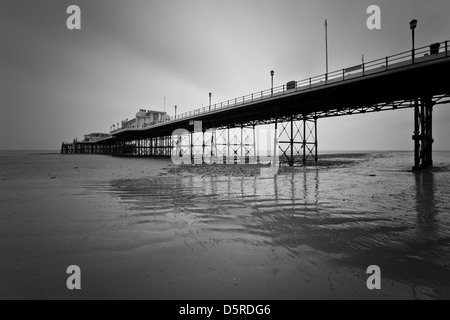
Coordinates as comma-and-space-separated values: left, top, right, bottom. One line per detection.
1, 151, 449, 299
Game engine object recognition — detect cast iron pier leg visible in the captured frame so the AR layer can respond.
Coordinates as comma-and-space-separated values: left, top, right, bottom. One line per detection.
413, 97, 434, 170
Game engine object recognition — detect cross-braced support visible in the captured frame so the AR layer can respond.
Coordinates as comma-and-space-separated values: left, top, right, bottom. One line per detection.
227, 127, 241, 163
278, 116, 303, 166
213, 128, 228, 164
277, 115, 318, 166
208, 125, 256, 164
413, 96, 434, 170
191, 131, 203, 164
159, 136, 172, 157
173, 131, 191, 163
240, 124, 257, 164
209, 128, 218, 161
301, 115, 318, 165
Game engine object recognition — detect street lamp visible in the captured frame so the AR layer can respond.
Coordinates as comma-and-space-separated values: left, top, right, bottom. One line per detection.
175, 105, 177, 119
410, 19, 417, 64
209, 92, 212, 111
270, 70, 274, 97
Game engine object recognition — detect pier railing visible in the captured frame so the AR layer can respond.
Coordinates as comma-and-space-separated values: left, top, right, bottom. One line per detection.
110, 40, 449, 134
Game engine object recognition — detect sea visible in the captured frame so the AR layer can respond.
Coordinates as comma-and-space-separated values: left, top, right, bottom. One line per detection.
0, 150, 449, 299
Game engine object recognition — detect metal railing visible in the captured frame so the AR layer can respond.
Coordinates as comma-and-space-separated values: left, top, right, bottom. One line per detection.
110, 40, 449, 134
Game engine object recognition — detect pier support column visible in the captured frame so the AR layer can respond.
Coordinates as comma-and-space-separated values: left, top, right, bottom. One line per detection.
200, 129, 214, 164
253, 123, 257, 163
212, 128, 217, 160
214, 128, 227, 164
227, 126, 231, 163
163, 136, 168, 157
189, 121, 203, 164
202, 130, 205, 163
240, 124, 244, 163
226, 127, 241, 164
278, 115, 301, 166
302, 115, 318, 165
278, 114, 317, 166
236, 124, 256, 164
413, 97, 434, 170
290, 116, 294, 166
168, 136, 171, 157
149, 138, 153, 156
273, 113, 278, 167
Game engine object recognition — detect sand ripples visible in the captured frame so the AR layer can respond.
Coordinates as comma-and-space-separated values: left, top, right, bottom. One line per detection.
83, 156, 450, 298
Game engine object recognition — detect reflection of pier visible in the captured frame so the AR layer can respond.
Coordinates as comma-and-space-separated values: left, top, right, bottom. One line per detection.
415, 171, 438, 237
62, 41, 450, 169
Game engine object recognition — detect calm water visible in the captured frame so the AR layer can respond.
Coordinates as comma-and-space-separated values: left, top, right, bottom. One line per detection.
1, 151, 449, 299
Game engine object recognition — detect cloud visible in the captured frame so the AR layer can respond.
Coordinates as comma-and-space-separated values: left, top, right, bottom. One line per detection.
0, 0, 449, 150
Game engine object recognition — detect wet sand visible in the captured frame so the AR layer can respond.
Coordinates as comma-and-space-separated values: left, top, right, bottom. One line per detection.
1, 151, 449, 299
163, 153, 368, 177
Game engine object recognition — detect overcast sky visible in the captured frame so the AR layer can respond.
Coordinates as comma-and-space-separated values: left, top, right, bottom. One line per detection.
1, 0, 449, 150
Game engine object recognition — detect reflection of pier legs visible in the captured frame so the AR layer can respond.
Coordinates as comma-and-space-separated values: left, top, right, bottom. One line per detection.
414, 172, 437, 236
413, 97, 434, 170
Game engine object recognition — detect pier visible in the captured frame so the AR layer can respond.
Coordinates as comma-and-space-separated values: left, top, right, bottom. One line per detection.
61, 40, 450, 170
